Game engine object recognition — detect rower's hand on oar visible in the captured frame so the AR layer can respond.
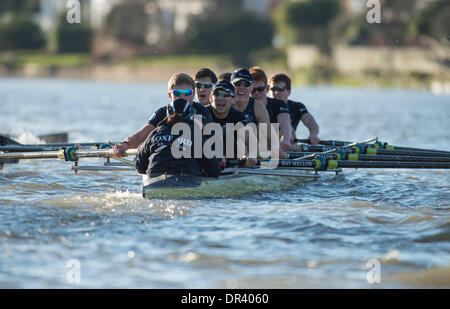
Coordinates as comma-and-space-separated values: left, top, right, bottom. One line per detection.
279, 151, 289, 159
244, 157, 258, 168
220, 158, 227, 170
308, 135, 320, 145
287, 144, 302, 152
112, 142, 129, 157
280, 138, 292, 152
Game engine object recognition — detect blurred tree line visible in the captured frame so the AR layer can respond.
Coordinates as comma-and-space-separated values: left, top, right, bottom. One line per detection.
101, 0, 274, 66
0, 0, 44, 49
0, 0, 448, 70
275, 0, 341, 81
0, 0, 91, 52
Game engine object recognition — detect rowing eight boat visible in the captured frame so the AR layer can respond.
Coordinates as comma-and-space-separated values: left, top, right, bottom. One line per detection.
1, 136, 449, 200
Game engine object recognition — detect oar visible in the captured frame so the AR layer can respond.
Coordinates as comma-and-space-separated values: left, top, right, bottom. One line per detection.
77, 144, 135, 166
224, 167, 321, 178
0, 136, 21, 167
285, 152, 450, 162
0, 142, 121, 152
71, 165, 136, 172
293, 137, 378, 160
0, 144, 116, 152
0, 134, 120, 152
0, 148, 138, 161
295, 138, 450, 155
264, 159, 450, 170
375, 144, 450, 155
301, 145, 450, 158
295, 138, 353, 146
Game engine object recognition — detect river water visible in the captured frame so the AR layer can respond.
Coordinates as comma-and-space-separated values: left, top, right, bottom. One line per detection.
0, 77, 449, 288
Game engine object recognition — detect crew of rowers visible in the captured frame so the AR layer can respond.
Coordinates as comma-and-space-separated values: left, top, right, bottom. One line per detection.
112, 67, 320, 178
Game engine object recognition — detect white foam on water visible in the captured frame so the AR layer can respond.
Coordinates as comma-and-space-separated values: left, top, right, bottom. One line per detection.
10, 130, 45, 144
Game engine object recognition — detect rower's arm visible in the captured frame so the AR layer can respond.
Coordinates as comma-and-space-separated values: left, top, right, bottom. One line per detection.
254, 101, 280, 157
126, 123, 155, 149
277, 112, 292, 150
126, 123, 155, 148
300, 113, 320, 144
290, 126, 297, 144
113, 123, 155, 156
253, 100, 271, 145
235, 122, 258, 160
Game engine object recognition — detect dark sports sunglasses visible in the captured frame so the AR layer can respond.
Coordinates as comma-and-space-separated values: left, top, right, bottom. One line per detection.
252, 86, 267, 93
195, 82, 214, 89
270, 86, 287, 92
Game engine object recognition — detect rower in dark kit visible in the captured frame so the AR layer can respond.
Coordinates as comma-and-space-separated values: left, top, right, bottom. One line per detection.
249, 66, 292, 151
194, 68, 217, 106
135, 98, 221, 178
113, 73, 212, 156
229, 68, 279, 157
269, 73, 320, 145
206, 79, 257, 167
230, 68, 270, 127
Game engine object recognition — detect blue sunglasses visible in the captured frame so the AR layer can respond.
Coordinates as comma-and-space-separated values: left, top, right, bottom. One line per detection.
172, 89, 193, 97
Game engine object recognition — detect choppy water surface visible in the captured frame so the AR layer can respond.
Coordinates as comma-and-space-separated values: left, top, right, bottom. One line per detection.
0, 78, 449, 288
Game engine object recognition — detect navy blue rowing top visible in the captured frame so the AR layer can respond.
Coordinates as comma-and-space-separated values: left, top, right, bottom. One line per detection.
287, 100, 309, 130
206, 105, 248, 159
266, 97, 290, 123
241, 97, 257, 124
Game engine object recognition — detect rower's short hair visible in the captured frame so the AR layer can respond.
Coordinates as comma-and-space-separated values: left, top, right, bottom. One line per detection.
168, 73, 195, 90
269, 73, 292, 91
249, 66, 268, 85
218, 72, 232, 82
194, 68, 218, 83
